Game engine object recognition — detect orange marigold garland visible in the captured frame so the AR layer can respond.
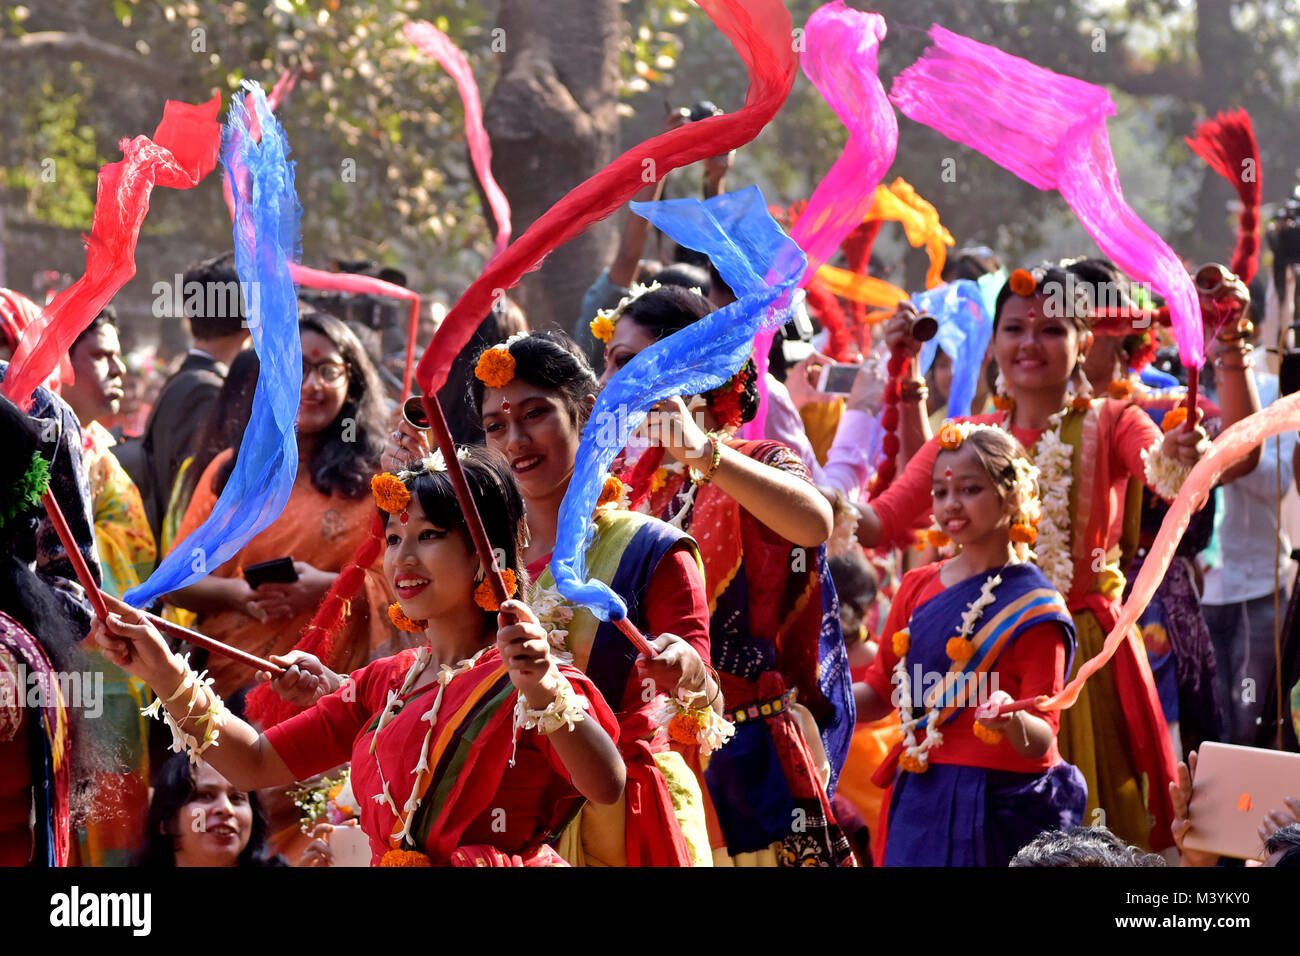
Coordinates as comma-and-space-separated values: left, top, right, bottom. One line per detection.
946, 637, 975, 662
371, 472, 411, 513
992, 393, 1015, 412
891, 629, 910, 656
937, 421, 964, 450
474, 347, 516, 389
388, 602, 427, 633
474, 567, 518, 611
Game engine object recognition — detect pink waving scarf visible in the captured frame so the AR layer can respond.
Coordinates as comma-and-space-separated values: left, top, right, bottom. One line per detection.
3, 96, 222, 409
415, 0, 797, 398
1033, 393, 1300, 712
749, 1, 896, 438
404, 20, 512, 259
890, 25, 1203, 368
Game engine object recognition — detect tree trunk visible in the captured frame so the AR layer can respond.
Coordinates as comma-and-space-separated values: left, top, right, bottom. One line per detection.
483, 0, 622, 336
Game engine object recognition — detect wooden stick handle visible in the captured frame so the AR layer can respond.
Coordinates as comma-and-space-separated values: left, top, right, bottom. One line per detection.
41, 490, 284, 675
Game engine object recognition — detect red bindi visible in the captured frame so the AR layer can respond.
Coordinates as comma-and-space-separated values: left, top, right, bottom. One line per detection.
500, 400, 510, 413
943, 467, 953, 479
399, 511, 409, 525
310, 348, 321, 358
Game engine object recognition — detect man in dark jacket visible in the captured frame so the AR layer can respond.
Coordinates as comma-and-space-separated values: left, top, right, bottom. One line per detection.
121, 253, 251, 540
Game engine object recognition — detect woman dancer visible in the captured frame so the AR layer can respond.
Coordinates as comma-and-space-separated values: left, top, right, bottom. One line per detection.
93, 447, 625, 866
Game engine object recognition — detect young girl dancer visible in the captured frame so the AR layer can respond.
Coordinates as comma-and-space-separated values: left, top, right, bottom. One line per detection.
855, 424, 1085, 866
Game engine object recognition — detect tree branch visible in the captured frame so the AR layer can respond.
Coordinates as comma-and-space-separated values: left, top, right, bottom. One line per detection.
0, 31, 183, 85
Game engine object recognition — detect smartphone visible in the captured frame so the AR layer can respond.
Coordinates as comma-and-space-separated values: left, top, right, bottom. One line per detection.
817, 363, 861, 395
242, 556, 298, 590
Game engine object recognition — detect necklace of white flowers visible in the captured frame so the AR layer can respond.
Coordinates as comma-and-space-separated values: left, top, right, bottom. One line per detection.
890, 571, 1002, 773
991, 371, 1089, 599
368, 644, 490, 849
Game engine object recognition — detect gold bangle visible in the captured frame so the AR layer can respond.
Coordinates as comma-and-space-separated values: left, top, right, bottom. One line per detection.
689, 435, 723, 486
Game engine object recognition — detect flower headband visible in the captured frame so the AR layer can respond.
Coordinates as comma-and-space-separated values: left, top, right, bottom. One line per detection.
589, 280, 665, 344
473, 331, 530, 389
370, 447, 473, 512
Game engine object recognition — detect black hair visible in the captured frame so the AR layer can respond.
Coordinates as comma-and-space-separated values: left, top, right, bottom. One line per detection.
379, 446, 528, 637
71, 306, 117, 353
469, 330, 599, 430
618, 286, 759, 424
941, 247, 1003, 283
651, 263, 710, 294
1009, 826, 1166, 867
222, 309, 387, 499
1264, 823, 1300, 866
189, 350, 261, 502
1064, 258, 1146, 359
182, 252, 248, 340
827, 550, 878, 617
136, 754, 285, 867
443, 296, 528, 444
993, 264, 1092, 335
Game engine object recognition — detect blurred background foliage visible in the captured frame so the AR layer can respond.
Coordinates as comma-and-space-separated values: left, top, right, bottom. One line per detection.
1, 0, 1297, 340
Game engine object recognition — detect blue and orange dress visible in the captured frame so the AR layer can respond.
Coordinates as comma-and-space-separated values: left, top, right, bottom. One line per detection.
862, 561, 1086, 867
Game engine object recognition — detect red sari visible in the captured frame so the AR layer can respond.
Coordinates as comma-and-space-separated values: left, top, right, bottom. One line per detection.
265, 646, 620, 866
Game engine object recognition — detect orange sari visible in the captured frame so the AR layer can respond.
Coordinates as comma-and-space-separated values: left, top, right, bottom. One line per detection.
171, 450, 398, 698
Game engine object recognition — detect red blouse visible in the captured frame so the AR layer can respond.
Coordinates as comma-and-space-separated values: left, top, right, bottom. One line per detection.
265, 648, 619, 864
862, 563, 1069, 773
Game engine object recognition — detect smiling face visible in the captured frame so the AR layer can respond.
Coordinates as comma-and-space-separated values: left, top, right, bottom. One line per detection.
598, 317, 658, 389
481, 378, 585, 503
931, 445, 1014, 547
172, 764, 253, 867
993, 295, 1090, 395
383, 493, 478, 623
66, 324, 126, 424
298, 329, 350, 436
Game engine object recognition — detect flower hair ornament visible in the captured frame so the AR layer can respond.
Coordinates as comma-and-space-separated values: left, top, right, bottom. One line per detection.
589, 280, 662, 344
474, 331, 529, 389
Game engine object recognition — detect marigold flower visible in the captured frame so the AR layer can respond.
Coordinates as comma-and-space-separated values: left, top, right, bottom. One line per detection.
1009, 523, 1038, 545
388, 602, 426, 633
1008, 268, 1037, 297
474, 347, 516, 389
892, 630, 910, 657
380, 849, 433, 867
1071, 394, 1093, 411
992, 394, 1015, 412
972, 722, 1004, 745
1107, 380, 1134, 400
474, 568, 518, 611
597, 474, 626, 508
926, 528, 951, 548
589, 312, 616, 343
946, 637, 975, 662
1161, 406, 1189, 433
371, 472, 411, 513
937, 422, 964, 450
668, 709, 706, 746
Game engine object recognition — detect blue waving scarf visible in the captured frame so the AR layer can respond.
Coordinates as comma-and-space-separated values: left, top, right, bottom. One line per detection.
551, 187, 806, 619
913, 278, 993, 418
126, 83, 302, 607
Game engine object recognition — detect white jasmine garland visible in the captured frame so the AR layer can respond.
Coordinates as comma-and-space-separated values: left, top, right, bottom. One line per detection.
649, 690, 736, 755
1001, 396, 1076, 599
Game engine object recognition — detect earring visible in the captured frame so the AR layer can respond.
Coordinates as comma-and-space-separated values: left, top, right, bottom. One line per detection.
388, 603, 427, 633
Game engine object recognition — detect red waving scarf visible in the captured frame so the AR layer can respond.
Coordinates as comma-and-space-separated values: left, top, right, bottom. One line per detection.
414, 0, 797, 397
3, 96, 222, 409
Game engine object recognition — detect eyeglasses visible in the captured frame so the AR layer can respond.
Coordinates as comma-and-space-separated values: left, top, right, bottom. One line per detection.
303, 360, 347, 385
